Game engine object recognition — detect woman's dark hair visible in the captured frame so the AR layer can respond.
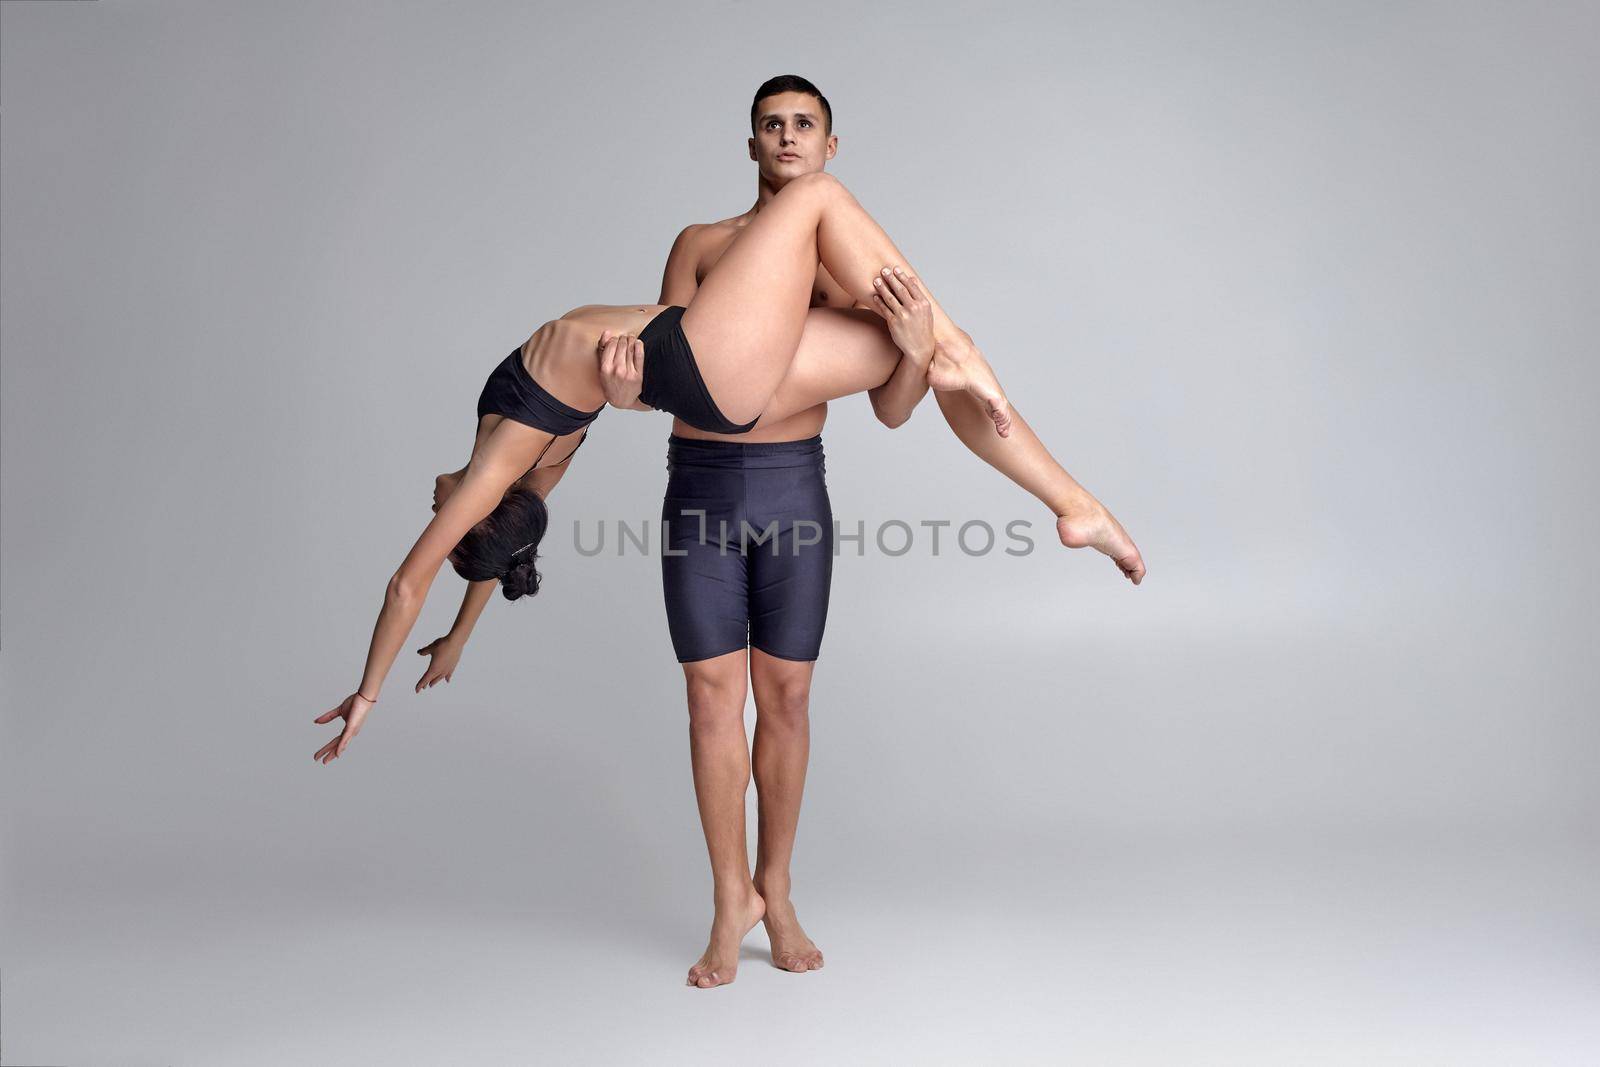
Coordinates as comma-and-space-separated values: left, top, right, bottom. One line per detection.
448, 487, 549, 601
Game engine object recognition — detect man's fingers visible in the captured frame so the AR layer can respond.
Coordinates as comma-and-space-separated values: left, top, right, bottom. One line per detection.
904, 275, 927, 305
630, 338, 644, 379
869, 293, 891, 321
885, 270, 914, 306
874, 276, 904, 315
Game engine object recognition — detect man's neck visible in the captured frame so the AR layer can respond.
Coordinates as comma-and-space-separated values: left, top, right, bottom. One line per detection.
752, 173, 789, 212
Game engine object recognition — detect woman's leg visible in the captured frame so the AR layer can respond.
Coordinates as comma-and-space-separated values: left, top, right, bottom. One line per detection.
759, 308, 1147, 582
682, 172, 1008, 432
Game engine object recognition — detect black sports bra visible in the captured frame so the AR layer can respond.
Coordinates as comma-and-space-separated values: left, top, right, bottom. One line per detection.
477, 347, 603, 437
477, 346, 602, 475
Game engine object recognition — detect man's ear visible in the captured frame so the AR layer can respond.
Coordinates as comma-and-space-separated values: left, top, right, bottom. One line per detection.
825, 134, 838, 161
749, 137, 758, 161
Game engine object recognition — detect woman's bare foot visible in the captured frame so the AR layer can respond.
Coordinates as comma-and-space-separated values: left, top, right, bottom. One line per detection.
760, 896, 824, 973
928, 338, 1012, 437
685, 887, 766, 989
1057, 499, 1146, 584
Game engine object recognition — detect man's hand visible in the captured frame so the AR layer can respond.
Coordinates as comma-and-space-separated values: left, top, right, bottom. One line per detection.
869, 267, 935, 366
597, 330, 652, 411
415, 635, 463, 692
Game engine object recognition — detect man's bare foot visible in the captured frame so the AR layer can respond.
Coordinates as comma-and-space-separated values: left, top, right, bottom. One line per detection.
928, 339, 1012, 437
760, 896, 824, 973
1057, 499, 1146, 584
685, 887, 765, 989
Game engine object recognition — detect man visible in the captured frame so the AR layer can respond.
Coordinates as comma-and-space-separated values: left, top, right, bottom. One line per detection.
413, 76, 1143, 991
649, 75, 937, 989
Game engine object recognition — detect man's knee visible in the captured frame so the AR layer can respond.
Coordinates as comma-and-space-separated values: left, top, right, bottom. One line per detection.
754, 669, 812, 729
684, 665, 746, 730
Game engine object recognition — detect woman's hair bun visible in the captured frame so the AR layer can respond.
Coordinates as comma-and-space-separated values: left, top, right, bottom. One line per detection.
500, 554, 541, 601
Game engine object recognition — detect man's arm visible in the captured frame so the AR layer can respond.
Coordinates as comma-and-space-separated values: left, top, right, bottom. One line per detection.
865, 269, 936, 428
660, 225, 703, 306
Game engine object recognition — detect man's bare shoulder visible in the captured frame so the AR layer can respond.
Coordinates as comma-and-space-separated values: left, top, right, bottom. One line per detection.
676, 215, 749, 260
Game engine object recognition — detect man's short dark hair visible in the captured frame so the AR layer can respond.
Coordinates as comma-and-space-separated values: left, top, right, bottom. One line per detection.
750, 75, 832, 135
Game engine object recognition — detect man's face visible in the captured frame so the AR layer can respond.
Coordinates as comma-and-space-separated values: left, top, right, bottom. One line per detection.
749, 91, 837, 186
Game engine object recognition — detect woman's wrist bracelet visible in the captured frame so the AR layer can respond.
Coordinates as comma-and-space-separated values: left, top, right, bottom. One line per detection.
356, 691, 378, 704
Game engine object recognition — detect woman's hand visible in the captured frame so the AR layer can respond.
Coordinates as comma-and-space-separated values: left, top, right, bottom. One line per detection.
414, 635, 463, 692
597, 330, 652, 410
312, 693, 375, 764
869, 267, 935, 365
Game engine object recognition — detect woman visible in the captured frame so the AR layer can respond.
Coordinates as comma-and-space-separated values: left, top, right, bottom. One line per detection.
313, 171, 1144, 763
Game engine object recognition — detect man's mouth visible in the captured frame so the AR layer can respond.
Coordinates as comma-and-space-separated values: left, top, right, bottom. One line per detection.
777, 153, 799, 162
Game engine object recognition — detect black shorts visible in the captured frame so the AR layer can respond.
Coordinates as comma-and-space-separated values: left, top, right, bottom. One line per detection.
638, 306, 760, 436
660, 434, 833, 663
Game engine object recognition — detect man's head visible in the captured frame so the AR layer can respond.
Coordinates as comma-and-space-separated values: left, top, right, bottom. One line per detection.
748, 74, 836, 185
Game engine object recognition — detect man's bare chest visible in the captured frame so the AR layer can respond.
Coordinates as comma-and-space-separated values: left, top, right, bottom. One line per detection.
697, 238, 854, 308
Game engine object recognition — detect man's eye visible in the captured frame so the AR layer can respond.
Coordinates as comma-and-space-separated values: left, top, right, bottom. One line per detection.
799, 120, 811, 128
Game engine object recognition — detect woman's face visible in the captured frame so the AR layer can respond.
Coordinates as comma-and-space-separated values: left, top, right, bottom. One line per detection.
432, 469, 464, 513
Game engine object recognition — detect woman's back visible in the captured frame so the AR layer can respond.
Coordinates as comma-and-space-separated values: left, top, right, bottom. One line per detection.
523, 305, 665, 413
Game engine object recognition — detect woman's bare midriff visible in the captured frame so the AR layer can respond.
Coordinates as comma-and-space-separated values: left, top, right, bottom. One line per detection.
519, 304, 665, 413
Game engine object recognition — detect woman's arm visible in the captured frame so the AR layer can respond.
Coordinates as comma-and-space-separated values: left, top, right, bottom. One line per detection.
313, 421, 545, 762
412, 578, 496, 690
413, 433, 586, 692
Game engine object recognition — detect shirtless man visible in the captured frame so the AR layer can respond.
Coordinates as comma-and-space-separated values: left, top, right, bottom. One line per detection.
653, 76, 938, 989
401, 76, 1143, 990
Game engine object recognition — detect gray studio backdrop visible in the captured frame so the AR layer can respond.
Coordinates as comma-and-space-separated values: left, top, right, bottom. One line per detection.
2, 1, 1597, 1064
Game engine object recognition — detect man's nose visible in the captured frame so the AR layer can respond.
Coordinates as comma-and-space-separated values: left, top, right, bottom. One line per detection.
780, 127, 795, 144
